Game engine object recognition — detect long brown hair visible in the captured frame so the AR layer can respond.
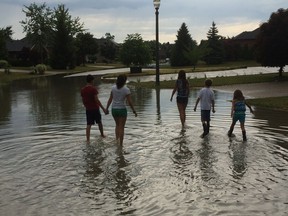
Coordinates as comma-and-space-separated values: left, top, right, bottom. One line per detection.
177, 70, 186, 80
233, 89, 245, 100
116, 74, 127, 89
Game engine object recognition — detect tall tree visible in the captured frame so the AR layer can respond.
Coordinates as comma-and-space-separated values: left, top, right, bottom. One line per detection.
0, 26, 13, 59
170, 23, 197, 66
75, 32, 98, 66
255, 8, 288, 77
100, 33, 117, 62
21, 3, 53, 38
49, 4, 84, 69
203, 21, 224, 65
119, 33, 151, 67
21, 3, 53, 63
21, 3, 84, 68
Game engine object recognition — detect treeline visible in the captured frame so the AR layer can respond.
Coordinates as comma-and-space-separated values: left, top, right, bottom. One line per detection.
0, 3, 287, 77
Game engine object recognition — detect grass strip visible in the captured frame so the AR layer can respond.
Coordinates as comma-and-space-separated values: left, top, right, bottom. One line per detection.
247, 96, 288, 111
129, 73, 286, 89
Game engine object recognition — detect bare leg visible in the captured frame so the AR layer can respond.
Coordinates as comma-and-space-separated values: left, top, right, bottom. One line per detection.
113, 116, 127, 145
228, 120, 236, 137
98, 122, 105, 138
201, 121, 209, 137
86, 125, 92, 142
113, 116, 120, 142
118, 117, 127, 145
240, 122, 247, 141
177, 103, 187, 127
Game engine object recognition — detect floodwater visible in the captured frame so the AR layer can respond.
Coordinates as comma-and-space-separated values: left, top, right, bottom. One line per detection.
0, 75, 287, 216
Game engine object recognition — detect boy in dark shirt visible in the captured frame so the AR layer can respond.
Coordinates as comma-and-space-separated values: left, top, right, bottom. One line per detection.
81, 75, 107, 142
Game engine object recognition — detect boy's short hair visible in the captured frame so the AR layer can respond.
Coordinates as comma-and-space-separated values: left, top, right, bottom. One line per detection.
86, 74, 94, 83
205, 79, 212, 87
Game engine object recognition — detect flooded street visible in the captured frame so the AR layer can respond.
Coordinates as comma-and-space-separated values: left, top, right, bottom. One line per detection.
0, 75, 287, 215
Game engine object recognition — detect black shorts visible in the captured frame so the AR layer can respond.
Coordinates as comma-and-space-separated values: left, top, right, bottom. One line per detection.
177, 96, 188, 104
201, 110, 211, 122
86, 109, 101, 125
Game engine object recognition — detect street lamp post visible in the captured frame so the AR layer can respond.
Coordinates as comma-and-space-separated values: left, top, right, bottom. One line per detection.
153, 0, 160, 86
38, 29, 43, 64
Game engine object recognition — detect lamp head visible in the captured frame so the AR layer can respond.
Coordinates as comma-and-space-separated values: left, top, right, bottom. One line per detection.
153, 0, 160, 9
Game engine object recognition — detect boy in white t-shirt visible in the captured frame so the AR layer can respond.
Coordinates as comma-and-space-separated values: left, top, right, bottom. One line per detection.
194, 79, 215, 138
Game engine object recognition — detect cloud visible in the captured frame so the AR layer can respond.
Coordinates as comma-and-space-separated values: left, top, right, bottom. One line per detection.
0, 0, 286, 43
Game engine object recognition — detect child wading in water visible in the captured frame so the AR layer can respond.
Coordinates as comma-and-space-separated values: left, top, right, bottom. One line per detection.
194, 79, 215, 138
170, 70, 190, 128
106, 74, 137, 145
228, 89, 254, 141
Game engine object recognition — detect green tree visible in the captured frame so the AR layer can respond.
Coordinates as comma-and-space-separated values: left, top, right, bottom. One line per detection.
100, 33, 117, 62
160, 42, 173, 61
255, 8, 288, 77
120, 33, 151, 67
20, 3, 53, 63
75, 32, 98, 66
21, 3, 53, 39
21, 3, 84, 68
170, 23, 197, 66
49, 4, 84, 69
203, 21, 224, 65
0, 26, 13, 60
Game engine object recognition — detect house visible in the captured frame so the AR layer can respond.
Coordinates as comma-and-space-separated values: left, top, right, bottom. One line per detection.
232, 28, 260, 46
6, 38, 32, 60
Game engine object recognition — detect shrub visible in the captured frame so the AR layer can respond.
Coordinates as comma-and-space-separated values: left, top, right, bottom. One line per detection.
0, 60, 9, 68
0, 60, 10, 74
35, 64, 47, 75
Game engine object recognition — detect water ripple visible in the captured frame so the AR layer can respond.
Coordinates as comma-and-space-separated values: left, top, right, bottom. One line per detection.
0, 79, 287, 215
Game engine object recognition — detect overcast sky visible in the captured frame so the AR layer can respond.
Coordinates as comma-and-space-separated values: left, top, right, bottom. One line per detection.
0, 0, 286, 44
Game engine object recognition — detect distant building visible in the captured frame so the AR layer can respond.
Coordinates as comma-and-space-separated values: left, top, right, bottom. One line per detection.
6, 38, 32, 61
232, 28, 260, 47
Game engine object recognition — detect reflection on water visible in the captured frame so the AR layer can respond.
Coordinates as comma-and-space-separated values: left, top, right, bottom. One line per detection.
0, 75, 287, 215
229, 141, 247, 179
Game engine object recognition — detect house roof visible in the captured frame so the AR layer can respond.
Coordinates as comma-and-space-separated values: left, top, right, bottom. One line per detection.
6, 38, 32, 52
234, 28, 260, 40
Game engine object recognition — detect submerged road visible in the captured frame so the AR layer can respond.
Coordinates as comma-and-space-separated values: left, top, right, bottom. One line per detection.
64, 66, 286, 83
64, 66, 288, 99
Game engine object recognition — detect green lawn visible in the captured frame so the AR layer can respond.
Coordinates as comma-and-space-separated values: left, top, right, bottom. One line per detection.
129, 73, 286, 88
246, 96, 288, 111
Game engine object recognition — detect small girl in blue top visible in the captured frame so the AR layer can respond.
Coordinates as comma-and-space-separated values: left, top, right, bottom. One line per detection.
170, 70, 190, 128
228, 89, 254, 141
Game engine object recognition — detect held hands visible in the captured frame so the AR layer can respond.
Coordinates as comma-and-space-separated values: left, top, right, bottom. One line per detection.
104, 108, 109, 115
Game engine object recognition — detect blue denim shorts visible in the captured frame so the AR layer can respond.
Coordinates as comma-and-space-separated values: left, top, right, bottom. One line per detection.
233, 113, 245, 123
